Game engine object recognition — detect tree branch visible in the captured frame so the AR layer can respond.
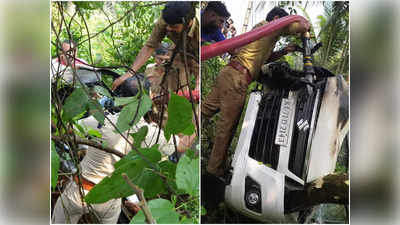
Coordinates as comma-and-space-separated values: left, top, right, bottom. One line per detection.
52, 135, 126, 158
78, 2, 167, 46
285, 173, 349, 213
122, 173, 155, 224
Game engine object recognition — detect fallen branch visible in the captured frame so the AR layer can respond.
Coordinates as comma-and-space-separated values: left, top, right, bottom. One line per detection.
122, 173, 155, 224
285, 173, 349, 213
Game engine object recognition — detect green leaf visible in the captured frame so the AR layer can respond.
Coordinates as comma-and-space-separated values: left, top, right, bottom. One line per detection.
159, 160, 177, 191
114, 145, 161, 169
119, 147, 164, 199
88, 129, 102, 138
164, 94, 195, 141
74, 121, 85, 134
63, 88, 89, 121
72, 110, 87, 121
184, 148, 197, 160
94, 85, 111, 98
73, 121, 86, 138
114, 96, 137, 106
131, 199, 179, 224
134, 168, 165, 198
175, 150, 199, 196
85, 146, 161, 204
181, 123, 195, 136
74, 1, 104, 10
51, 141, 60, 190
180, 216, 195, 224
116, 94, 152, 132
130, 126, 148, 150
85, 160, 146, 204
201, 205, 207, 216
87, 100, 105, 125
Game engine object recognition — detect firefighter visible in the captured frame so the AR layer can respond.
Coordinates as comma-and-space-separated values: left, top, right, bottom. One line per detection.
202, 7, 310, 178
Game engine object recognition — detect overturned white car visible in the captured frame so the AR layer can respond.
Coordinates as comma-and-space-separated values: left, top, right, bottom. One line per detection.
224, 59, 349, 222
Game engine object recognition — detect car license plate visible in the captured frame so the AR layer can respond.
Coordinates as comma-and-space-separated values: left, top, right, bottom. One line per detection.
275, 98, 293, 146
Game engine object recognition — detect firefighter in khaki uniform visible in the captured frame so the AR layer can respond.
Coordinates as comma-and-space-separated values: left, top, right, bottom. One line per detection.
111, 2, 199, 93
202, 7, 311, 178
112, 2, 199, 159
145, 43, 199, 159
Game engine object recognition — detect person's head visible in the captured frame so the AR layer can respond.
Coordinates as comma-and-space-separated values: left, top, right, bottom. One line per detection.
162, 2, 194, 34
230, 26, 236, 35
266, 7, 289, 22
59, 40, 77, 64
154, 43, 170, 65
202, 1, 230, 32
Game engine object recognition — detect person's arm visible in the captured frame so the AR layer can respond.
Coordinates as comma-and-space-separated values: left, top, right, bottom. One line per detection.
266, 49, 289, 63
112, 46, 155, 90
283, 21, 311, 36
266, 43, 300, 63
112, 16, 166, 90
266, 20, 310, 63
177, 133, 197, 153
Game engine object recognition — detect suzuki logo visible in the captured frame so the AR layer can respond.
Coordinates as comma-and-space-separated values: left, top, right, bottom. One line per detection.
297, 119, 310, 131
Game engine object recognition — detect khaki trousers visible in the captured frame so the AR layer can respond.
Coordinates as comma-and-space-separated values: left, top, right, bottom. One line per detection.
202, 65, 248, 176
51, 181, 121, 224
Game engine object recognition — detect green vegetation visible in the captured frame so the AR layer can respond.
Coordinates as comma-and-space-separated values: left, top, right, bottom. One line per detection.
51, 1, 199, 223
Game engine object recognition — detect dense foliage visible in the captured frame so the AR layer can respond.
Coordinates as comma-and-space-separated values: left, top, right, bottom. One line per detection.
51, 1, 199, 223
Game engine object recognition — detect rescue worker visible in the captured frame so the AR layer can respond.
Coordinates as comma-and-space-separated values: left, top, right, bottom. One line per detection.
111, 2, 199, 93
112, 2, 199, 161
144, 44, 198, 162
202, 7, 311, 178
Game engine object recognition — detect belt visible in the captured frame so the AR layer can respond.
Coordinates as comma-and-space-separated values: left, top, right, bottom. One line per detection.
228, 60, 252, 84
74, 175, 96, 191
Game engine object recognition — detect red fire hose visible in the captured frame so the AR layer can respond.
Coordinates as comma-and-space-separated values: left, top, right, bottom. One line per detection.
201, 15, 308, 61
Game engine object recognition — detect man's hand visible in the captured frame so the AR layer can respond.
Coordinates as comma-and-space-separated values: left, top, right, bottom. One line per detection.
111, 72, 132, 91
112, 45, 155, 90
124, 200, 140, 215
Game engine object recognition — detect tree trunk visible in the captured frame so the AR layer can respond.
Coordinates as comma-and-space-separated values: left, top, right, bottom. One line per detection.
336, 32, 349, 74
323, 26, 334, 66
285, 173, 349, 213
340, 43, 349, 75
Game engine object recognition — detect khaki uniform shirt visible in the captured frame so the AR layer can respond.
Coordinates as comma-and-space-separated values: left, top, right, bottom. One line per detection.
145, 14, 199, 58
144, 13, 200, 128
232, 21, 300, 80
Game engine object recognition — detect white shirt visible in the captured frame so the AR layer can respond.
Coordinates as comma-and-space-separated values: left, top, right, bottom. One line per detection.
78, 113, 176, 184
51, 57, 93, 84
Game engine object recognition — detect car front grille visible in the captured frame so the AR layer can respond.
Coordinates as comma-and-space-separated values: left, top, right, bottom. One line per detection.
248, 89, 290, 169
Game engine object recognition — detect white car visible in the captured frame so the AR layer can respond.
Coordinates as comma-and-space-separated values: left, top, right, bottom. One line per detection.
224, 62, 349, 222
